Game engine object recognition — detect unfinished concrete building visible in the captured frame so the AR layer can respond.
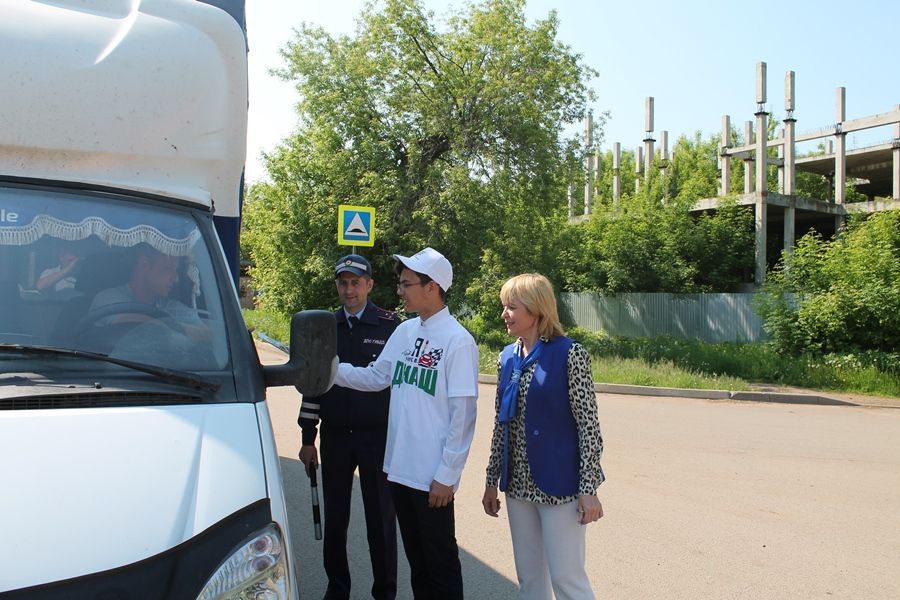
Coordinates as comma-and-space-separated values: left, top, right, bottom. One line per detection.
573, 62, 900, 286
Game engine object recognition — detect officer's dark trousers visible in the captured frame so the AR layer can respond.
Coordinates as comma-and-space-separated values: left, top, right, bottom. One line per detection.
321, 427, 397, 600
389, 482, 463, 600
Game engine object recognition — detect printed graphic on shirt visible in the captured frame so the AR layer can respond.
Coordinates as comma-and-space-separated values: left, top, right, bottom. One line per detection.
392, 337, 443, 396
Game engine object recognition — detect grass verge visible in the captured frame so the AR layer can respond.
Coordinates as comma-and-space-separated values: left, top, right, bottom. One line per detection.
477, 345, 751, 391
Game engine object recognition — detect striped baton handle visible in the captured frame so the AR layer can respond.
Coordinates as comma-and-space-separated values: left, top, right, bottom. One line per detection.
309, 465, 322, 540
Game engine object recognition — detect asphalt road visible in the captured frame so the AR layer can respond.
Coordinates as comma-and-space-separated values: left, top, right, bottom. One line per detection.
257, 343, 900, 599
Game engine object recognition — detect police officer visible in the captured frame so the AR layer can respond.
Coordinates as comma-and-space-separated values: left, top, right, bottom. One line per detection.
298, 254, 399, 600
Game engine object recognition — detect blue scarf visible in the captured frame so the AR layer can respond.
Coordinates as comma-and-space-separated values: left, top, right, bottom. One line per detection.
499, 339, 542, 491
499, 339, 543, 423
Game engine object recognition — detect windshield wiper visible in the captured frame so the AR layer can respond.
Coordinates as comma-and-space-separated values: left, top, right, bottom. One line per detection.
0, 344, 220, 392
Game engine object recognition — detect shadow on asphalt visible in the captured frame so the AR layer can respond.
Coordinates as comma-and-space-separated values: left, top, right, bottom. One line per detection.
280, 457, 519, 600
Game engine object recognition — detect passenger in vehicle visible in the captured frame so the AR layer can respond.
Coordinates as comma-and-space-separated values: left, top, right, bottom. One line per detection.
35, 247, 81, 293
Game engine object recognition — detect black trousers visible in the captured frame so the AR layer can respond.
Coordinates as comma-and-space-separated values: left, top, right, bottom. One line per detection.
320, 427, 397, 600
389, 482, 463, 600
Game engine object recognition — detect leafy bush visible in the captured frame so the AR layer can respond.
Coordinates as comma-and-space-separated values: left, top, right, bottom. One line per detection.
566, 326, 615, 356
242, 308, 291, 345
461, 314, 510, 350
756, 211, 900, 354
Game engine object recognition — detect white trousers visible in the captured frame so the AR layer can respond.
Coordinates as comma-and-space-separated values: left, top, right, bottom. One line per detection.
506, 496, 596, 600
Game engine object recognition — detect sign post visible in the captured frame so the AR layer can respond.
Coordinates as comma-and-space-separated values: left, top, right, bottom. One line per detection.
337, 205, 376, 251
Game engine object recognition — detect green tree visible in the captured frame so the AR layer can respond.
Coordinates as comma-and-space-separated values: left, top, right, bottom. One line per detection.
243, 0, 595, 316
595, 201, 698, 293
561, 132, 754, 294
669, 132, 721, 204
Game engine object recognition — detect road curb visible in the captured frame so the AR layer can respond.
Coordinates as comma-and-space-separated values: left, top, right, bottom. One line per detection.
596, 383, 731, 400
727, 390, 856, 405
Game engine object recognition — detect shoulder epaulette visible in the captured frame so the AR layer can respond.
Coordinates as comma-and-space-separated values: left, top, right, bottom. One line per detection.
376, 308, 397, 321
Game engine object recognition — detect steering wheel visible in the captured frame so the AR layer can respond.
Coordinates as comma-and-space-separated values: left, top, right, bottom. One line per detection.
74, 301, 215, 366
75, 302, 172, 335
73, 303, 188, 356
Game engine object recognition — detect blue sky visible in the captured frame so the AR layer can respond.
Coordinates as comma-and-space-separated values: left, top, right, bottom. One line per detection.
245, 0, 900, 183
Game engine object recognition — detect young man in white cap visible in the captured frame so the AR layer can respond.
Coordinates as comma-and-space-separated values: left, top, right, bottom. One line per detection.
333, 247, 479, 600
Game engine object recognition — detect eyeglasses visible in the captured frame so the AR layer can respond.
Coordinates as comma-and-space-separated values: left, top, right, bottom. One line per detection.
397, 281, 428, 291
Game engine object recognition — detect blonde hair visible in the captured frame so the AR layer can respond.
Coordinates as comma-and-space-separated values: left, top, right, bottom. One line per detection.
499, 273, 565, 340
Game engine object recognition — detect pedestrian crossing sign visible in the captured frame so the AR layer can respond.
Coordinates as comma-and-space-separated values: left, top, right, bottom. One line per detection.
337, 204, 375, 247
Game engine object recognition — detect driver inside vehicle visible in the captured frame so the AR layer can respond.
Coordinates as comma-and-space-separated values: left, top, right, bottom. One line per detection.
88, 244, 208, 342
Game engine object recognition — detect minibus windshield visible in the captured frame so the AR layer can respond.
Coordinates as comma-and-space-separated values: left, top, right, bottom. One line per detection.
0, 185, 229, 372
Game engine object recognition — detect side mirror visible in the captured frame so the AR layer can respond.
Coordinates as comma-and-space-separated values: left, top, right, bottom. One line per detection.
262, 310, 336, 394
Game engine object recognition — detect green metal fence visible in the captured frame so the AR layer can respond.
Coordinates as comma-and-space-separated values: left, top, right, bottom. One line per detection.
559, 292, 765, 342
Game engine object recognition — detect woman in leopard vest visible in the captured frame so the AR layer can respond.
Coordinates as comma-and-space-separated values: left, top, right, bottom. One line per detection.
482, 273, 605, 600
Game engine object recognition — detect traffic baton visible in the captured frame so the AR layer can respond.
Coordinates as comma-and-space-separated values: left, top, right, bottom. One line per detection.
308, 464, 322, 541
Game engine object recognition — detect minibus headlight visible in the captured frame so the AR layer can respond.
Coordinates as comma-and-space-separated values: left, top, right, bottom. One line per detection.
196, 523, 291, 600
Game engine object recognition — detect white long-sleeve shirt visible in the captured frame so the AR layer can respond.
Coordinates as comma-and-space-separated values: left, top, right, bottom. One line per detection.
335, 306, 479, 492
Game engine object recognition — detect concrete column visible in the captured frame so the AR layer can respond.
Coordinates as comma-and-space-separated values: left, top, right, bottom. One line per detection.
567, 183, 574, 218
644, 97, 655, 183
744, 121, 755, 193
660, 130, 669, 163
720, 115, 731, 195
783, 71, 796, 254
783, 71, 796, 195
755, 84, 769, 194
754, 61, 769, 285
635, 146, 643, 194
660, 130, 669, 200
612, 142, 621, 203
583, 155, 593, 215
584, 112, 593, 215
825, 139, 834, 202
893, 105, 900, 200
777, 128, 785, 193
834, 87, 847, 232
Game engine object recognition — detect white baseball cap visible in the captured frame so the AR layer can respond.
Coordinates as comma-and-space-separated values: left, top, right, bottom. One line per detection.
393, 247, 453, 291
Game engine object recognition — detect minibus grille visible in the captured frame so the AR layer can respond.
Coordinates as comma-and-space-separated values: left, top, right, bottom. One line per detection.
0, 392, 203, 410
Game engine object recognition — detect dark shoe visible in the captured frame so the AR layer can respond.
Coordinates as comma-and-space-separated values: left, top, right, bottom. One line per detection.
371, 582, 397, 600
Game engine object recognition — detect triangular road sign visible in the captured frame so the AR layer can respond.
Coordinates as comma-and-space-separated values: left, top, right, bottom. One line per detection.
337, 204, 376, 247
